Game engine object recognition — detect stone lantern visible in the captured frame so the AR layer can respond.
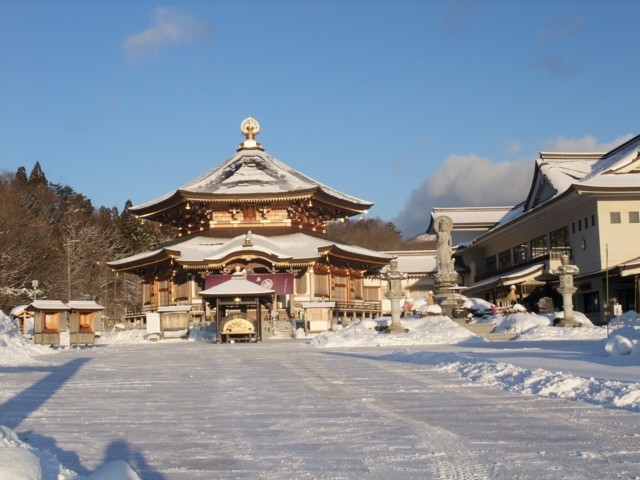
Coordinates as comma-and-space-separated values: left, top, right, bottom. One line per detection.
384, 258, 407, 334
553, 254, 581, 327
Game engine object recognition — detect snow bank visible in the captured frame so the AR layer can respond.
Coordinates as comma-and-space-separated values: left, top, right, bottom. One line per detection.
382, 350, 640, 412
308, 315, 486, 347
0, 312, 57, 366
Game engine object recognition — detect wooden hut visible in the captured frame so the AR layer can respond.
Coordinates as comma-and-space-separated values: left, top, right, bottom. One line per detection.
28, 300, 69, 347
10, 305, 32, 335
67, 300, 104, 346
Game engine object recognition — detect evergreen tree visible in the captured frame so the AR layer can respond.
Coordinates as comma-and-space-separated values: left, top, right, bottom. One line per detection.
27, 161, 47, 186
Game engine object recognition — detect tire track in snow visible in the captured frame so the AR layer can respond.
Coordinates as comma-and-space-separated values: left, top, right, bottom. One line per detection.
356, 351, 640, 479
277, 354, 490, 479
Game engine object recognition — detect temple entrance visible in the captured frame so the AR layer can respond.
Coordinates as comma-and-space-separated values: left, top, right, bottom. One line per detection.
219, 313, 256, 343
199, 268, 276, 344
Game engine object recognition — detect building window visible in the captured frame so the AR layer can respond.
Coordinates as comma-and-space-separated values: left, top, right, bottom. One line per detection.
363, 286, 379, 302
513, 243, 528, 264
486, 255, 497, 273
550, 226, 569, 254
314, 273, 330, 297
584, 291, 600, 314
629, 211, 640, 223
352, 277, 364, 300
584, 217, 588, 229
44, 312, 59, 333
295, 275, 307, 295
174, 279, 189, 300
591, 214, 596, 227
610, 212, 621, 224
332, 274, 348, 302
578, 219, 582, 231
572, 222, 575, 234
498, 249, 511, 269
530, 234, 547, 259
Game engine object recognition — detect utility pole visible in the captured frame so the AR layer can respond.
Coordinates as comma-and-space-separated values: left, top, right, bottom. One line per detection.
65, 239, 79, 302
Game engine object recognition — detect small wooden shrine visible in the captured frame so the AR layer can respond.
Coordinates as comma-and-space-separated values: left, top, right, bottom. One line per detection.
108, 118, 392, 337
67, 300, 104, 346
28, 300, 70, 347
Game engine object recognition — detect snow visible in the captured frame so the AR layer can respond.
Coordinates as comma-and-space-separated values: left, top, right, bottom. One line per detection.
1, 306, 639, 479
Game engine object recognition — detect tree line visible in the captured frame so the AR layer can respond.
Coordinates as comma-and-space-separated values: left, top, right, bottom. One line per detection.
0, 163, 171, 318
0, 163, 432, 319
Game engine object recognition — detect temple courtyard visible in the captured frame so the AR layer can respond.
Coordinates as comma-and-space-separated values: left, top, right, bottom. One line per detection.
1, 332, 639, 479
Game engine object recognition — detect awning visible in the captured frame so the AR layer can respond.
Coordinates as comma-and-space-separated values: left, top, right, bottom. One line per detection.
465, 263, 545, 295
618, 256, 640, 277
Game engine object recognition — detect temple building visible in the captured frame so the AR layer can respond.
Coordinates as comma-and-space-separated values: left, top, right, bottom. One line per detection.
108, 118, 392, 339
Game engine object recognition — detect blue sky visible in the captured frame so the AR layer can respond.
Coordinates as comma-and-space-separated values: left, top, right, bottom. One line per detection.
1, 0, 638, 238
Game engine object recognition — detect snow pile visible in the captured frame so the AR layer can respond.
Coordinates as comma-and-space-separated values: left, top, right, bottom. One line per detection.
382, 349, 640, 411
309, 315, 486, 347
0, 314, 56, 366
605, 325, 639, 356
476, 309, 607, 341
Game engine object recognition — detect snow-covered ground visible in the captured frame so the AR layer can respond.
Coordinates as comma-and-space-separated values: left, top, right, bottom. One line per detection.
1, 306, 639, 479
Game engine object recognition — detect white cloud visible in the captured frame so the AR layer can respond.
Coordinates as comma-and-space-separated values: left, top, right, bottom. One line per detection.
124, 7, 212, 62
543, 134, 633, 153
394, 154, 533, 237
504, 139, 523, 157
393, 134, 633, 238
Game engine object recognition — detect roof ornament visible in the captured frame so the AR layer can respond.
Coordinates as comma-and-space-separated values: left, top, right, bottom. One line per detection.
243, 230, 253, 247
238, 117, 263, 151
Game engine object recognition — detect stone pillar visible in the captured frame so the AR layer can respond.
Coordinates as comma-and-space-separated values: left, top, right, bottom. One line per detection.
385, 258, 406, 334
554, 254, 581, 327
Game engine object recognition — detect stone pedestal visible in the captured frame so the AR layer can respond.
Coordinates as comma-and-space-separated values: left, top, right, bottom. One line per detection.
554, 255, 581, 328
433, 271, 463, 318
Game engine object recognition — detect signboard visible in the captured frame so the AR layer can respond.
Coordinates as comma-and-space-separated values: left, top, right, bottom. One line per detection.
205, 273, 294, 294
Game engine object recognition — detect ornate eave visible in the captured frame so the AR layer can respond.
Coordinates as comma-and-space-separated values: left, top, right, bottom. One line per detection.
128, 118, 373, 235
110, 231, 389, 278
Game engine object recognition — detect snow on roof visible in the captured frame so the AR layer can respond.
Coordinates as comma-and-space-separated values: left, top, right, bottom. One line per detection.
66, 301, 104, 311
382, 254, 437, 275
431, 207, 513, 228
132, 147, 372, 211
203, 232, 294, 262
465, 263, 545, 294
157, 305, 192, 312
10, 305, 30, 317
27, 300, 70, 311
107, 247, 165, 267
199, 269, 275, 296
110, 231, 391, 269
538, 157, 597, 195
582, 134, 640, 178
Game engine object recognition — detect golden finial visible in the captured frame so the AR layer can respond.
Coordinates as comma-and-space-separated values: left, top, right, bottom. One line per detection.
238, 117, 263, 150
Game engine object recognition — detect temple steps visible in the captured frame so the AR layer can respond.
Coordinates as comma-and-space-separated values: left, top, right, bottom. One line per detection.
453, 319, 518, 342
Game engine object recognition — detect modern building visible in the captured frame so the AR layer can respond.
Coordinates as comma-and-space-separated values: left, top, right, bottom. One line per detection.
452, 134, 640, 324
107, 118, 392, 338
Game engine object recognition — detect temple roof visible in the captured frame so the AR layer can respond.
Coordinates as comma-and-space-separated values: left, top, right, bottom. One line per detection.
107, 231, 392, 272
129, 118, 373, 218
